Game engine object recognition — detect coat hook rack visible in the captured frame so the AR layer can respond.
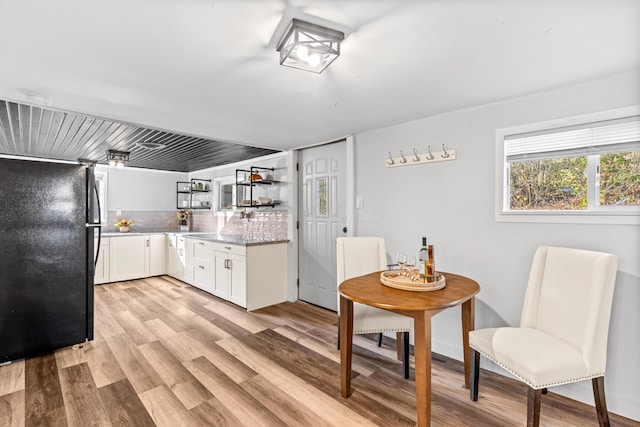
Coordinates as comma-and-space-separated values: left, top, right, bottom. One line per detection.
385, 145, 457, 168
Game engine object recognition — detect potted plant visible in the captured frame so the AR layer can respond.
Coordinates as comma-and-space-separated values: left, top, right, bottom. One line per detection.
176, 210, 190, 231
114, 218, 134, 233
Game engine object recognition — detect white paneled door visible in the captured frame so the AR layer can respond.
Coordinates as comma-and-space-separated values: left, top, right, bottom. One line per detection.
298, 140, 347, 311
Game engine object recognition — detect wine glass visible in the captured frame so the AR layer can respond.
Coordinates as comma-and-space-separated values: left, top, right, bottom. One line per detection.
395, 252, 406, 274
404, 255, 416, 277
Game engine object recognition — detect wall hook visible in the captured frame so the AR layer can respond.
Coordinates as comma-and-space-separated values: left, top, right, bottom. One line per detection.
426, 145, 435, 160
399, 150, 407, 163
387, 152, 395, 166
441, 144, 451, 158
412, 148, 420, 162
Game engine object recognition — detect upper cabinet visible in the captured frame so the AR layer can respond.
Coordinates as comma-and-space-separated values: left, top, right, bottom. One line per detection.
176, 179, 211, 209
235, 166, 281, 208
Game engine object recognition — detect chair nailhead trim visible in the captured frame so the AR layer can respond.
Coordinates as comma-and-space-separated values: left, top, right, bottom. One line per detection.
469, 345, 605, 389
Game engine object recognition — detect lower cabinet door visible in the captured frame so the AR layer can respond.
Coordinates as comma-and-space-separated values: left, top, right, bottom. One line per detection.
213, 250, 230, 300
228, 254, 246, 308
166, 234, 183, 280
109, 235, 150, 282
149, 234, 166, 276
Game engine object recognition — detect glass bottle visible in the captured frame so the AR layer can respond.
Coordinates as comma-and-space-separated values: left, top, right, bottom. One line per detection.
418, 237, 428, 275
426, 244, 436, 282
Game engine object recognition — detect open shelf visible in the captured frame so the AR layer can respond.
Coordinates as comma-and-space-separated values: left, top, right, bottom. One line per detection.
235, 167, 281, 208
176, 179, 211, 209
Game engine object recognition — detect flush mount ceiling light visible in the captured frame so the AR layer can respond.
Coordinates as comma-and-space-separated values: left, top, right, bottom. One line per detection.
135, 141, 166, 150
276, 19, 344, 73
106, 149, 129, 168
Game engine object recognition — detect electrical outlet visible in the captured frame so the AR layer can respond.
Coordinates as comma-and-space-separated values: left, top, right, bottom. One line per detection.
116, 209, 122, 215
356, 196, 364, 209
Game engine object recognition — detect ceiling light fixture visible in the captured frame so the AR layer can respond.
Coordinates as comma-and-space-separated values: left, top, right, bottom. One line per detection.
276, 19, 344, 73
107, 149, 129, 168
135, 141, 166, 150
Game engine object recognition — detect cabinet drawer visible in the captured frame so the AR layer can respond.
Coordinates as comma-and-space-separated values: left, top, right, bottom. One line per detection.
193, 240, 214, 259
193, 260, 214, 288
210, 242, 246, 256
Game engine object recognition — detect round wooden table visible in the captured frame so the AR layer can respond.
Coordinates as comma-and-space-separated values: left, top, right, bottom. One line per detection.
339, 271, 480, 427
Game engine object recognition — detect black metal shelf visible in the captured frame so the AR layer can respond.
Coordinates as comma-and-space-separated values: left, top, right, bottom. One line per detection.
235, 167, 281, 208
176, 179, 211, 210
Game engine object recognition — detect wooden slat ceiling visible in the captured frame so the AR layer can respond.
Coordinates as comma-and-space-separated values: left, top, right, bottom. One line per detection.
0, 100, 279, 172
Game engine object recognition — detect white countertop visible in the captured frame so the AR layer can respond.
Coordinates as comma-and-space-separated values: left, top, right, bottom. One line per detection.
100, 231, 288, 246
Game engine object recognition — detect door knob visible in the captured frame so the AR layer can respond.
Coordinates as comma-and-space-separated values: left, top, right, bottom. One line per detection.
343, 227, 347, 233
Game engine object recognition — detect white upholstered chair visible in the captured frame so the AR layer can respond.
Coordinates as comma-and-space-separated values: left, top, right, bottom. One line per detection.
336, 237, 413, 378
469, 246, 618, 427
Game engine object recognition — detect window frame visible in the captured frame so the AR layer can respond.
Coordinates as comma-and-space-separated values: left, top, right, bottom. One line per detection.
495, 106, 640, 225
94, 170, 108, 223
213, 175, 236, 212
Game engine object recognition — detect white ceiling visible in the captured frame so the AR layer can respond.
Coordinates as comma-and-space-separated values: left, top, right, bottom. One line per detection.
1, 0, 638, 152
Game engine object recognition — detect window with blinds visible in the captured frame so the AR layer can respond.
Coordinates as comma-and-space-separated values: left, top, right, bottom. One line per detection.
498, 113, 640, 219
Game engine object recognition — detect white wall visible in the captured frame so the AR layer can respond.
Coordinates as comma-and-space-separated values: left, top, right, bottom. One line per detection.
96, 165, 187, 211
353, 70, 640, 420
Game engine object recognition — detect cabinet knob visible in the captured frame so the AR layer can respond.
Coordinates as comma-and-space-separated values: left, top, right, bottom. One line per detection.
199, 242, 205, 245
224, 246, 231, 250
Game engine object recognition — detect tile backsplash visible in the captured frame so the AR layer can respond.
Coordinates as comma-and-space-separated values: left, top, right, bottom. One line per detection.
106, 211, 178, 232
108, 209, 288, 241
192, 209, 288, 241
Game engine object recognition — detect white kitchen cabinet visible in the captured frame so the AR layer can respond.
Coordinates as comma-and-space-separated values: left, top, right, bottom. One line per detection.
166, 233, 184, 280
244, 243, 287, 311
149, 234, 166, 276
185, 237, 287, 311
228, 253, 247, 307
109, 235, 150, 282
185, 239, 215, 293
212, 242, 247, 307
98, 233, 165, 283
94, 237, 110, 285
213, 249, 232, 301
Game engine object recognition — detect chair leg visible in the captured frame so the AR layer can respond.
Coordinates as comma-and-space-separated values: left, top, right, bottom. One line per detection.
592, 376, 611, 427
470, 348, 480, 401
378, 332, 383, 347
336, 316, 340, 350
527, 387, 542, 427
402, 331, 410, 379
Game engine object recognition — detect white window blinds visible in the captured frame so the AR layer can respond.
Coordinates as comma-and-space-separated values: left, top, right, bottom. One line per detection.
505, 116, 640, 161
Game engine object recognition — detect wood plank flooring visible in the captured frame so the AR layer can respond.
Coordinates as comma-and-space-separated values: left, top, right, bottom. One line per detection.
0, 275, 637, 426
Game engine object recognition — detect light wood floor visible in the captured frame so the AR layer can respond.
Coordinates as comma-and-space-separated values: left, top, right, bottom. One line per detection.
0, 275, 636, 426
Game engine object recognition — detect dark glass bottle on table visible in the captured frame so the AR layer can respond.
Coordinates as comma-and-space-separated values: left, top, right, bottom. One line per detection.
426, 244, 436, 282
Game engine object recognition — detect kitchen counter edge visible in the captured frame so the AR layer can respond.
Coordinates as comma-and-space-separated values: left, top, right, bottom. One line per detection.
101, 231, 288, 246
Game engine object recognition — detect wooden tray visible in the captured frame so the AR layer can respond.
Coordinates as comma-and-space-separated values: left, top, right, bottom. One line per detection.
380, 270, 446, 292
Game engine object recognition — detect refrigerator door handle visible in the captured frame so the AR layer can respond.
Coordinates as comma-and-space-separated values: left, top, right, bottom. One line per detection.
86, 182, 102, 267
93, 183, 102, 267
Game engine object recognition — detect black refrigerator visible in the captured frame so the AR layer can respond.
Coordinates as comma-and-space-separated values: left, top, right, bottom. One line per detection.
0, 157, 101, 363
